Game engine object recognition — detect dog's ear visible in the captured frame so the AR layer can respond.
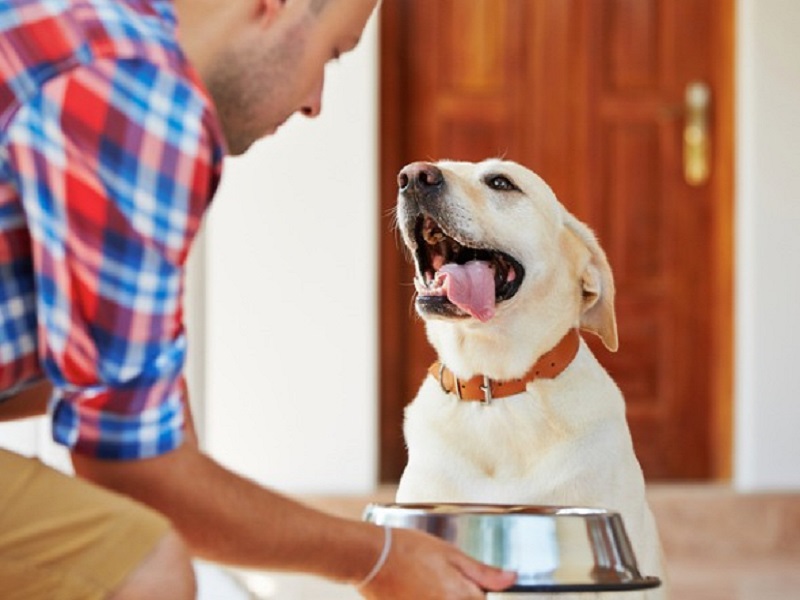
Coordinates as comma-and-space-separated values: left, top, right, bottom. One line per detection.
564, 214, 619, 351
581, 261, 618, 351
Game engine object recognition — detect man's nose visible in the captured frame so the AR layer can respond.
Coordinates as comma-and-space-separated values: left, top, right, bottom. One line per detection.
300, 76, 324, 118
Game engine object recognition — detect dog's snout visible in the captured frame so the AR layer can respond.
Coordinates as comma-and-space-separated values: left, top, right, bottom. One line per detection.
398, 162, 444, 193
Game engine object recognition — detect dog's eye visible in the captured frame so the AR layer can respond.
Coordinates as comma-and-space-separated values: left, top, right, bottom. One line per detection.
485, 174, 519, 192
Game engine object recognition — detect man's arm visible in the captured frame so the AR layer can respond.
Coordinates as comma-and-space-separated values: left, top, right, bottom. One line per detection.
71, 442, 516, 598
0, 380, 50, 421
72, 442, 379, 580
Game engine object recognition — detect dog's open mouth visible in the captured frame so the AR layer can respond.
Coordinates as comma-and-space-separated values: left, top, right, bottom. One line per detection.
411, 215, 524, 321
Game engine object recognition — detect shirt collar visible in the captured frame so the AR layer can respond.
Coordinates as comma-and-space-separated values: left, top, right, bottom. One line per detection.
151, 0, 177, 31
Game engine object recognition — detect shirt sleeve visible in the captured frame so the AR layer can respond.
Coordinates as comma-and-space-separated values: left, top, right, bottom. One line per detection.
6, 57, 220, 459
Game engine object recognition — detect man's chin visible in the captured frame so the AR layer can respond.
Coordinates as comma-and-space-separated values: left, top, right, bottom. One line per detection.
226, 133, 259, 156
224, 120, 286, 155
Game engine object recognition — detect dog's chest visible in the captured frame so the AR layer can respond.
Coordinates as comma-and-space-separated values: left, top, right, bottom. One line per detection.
404, 383, 606, 497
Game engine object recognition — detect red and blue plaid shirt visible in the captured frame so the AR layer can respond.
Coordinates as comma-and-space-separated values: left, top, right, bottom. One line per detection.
0, 0, 225, 459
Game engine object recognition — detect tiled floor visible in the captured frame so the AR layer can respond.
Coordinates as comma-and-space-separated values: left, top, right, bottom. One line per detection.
204, 486, 800, 600
667, 559, 800, 600
650, 485, 800, 600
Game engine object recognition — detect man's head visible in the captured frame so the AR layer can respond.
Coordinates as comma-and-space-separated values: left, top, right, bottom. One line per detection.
176, 0, 378, 155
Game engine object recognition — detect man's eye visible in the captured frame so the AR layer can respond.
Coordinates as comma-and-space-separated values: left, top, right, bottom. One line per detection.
485, 175, 518, 191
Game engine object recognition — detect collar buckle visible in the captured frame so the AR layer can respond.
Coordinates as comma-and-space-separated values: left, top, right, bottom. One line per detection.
479, 376, 493, 404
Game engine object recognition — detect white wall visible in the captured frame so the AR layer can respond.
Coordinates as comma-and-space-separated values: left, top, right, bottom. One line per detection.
734, 0, 800, 490
201, 15, 379, 494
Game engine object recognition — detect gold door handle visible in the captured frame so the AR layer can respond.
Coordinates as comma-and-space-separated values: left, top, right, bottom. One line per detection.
684, 81, 711, 186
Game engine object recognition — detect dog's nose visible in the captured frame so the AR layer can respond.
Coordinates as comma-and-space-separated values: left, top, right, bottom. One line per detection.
398, 162, 444, 193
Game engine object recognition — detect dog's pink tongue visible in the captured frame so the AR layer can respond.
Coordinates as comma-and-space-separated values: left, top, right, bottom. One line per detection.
438, 261, 496, 322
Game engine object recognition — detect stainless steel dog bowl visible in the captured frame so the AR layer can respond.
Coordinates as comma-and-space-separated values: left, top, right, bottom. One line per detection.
363, 503, 661, 593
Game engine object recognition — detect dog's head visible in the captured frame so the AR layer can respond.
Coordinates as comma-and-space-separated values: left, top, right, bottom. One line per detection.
397, 159, 617, 376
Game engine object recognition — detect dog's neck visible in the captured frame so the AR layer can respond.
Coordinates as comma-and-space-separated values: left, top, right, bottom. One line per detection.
428, 329, 581, 403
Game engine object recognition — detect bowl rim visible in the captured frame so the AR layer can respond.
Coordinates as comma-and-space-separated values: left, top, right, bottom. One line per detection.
365, 502, 620, 517
508, 576, 662, 593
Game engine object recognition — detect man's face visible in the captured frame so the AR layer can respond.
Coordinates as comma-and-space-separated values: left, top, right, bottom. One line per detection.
205, 0, 378, 155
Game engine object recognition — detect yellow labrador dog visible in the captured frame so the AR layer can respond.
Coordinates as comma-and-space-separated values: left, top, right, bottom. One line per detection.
395, 159, 666, 599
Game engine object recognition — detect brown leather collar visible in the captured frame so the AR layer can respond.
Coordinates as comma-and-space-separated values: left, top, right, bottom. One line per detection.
428, 329, 580, 403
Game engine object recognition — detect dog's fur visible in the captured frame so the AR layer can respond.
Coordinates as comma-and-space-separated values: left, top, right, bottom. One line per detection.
395, 159, 666, 599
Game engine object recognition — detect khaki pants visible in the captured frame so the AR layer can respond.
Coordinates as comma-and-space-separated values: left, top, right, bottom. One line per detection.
0, 449, 169, 600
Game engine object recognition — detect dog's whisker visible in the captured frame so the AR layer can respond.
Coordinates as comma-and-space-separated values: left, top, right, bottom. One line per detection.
406, 292, 420, 320
384, 205, 399, 222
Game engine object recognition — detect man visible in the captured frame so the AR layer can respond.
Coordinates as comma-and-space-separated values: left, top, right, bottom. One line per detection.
0, 0, 517, 598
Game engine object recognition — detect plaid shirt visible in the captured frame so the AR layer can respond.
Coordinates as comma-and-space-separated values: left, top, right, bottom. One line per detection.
0, 0, 225, 459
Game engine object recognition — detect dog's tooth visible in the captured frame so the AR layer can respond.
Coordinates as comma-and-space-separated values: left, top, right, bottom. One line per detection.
507, 265, 516, 282
424, 229, 445, 244
415, 272, 446, 295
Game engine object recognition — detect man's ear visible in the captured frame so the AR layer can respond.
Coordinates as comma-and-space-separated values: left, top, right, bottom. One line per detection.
564, 213, 619, 352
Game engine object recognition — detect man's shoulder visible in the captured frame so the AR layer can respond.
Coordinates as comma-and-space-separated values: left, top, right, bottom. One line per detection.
71, 0, 185, 67
0, 0, 190, 127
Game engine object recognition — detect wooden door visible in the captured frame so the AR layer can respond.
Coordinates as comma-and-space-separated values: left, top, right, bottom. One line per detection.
379, 0, 734, 482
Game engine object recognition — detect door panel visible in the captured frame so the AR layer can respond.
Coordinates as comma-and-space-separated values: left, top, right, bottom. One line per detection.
378, 0, 734, 482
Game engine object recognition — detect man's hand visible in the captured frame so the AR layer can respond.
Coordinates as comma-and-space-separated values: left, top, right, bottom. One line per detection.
359, 527, 516, 599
